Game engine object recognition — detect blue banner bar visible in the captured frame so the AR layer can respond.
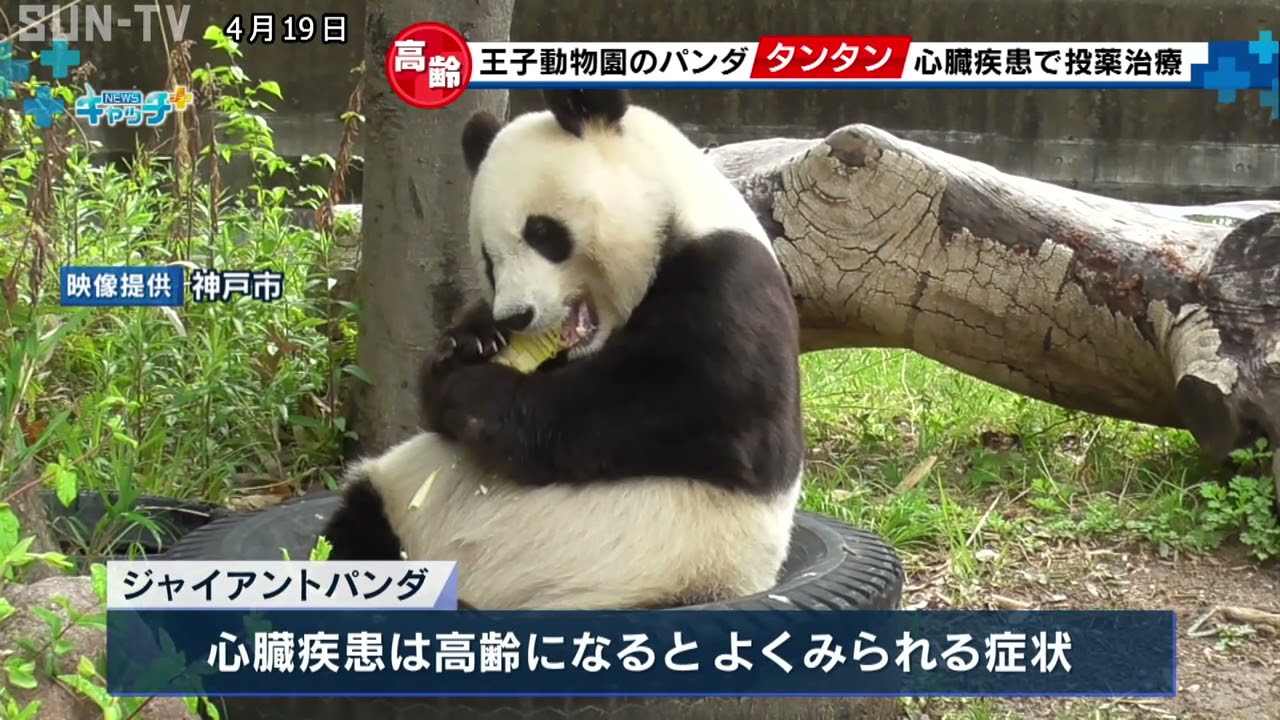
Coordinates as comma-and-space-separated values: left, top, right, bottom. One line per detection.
60, 265, 185, 307
107, 610, 1176, 697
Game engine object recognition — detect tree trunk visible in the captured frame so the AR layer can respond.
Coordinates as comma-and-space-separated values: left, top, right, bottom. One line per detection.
351, 0, 515, 458
710, 125, 1280, 493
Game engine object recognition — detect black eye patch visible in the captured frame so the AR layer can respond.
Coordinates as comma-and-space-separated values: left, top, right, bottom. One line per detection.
522, 215, 574, 263
481, 247, 495, 290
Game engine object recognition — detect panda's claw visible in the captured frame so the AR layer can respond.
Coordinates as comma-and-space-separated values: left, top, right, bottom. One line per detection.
431, 300, 507, 368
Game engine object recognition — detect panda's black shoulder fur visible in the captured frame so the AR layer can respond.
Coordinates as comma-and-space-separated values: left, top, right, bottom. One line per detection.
420, 229, 805, 497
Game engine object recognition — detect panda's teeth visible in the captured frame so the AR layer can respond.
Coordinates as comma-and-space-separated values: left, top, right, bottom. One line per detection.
560, 313, 577, 347
559, 298, 598, 350
578, 301, 597, 338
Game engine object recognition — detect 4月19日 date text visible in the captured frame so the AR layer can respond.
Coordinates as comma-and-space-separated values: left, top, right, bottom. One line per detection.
222, 13, 350, 45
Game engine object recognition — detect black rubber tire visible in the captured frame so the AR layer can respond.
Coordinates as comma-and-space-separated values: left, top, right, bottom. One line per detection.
165, 492, 904, 719
41, 491, 224, 568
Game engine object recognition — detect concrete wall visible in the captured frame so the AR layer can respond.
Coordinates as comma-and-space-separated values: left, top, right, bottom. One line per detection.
3, 0, 1278, 203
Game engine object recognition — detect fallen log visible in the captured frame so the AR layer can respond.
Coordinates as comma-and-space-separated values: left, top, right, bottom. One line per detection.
709, 125, 1279, 491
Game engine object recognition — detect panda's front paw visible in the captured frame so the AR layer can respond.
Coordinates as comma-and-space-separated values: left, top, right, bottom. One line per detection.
420, 301, 512, 432
433, 300, 508, 371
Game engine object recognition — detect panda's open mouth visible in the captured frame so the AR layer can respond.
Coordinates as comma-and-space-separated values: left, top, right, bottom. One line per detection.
560, 296, 599, 351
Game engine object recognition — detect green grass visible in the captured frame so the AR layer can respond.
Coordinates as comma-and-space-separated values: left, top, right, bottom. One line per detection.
902, 698, 1019, 720
796, 348, 1277, 583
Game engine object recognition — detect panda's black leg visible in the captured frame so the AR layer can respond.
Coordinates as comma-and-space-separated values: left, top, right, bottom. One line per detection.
321, 475, 404, 560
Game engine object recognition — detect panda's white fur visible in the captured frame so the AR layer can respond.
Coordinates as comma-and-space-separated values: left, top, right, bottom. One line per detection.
347, 434, 803, 609
323, 90, 806, 610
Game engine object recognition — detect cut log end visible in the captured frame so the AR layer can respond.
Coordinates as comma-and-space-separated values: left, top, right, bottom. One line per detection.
1174, 213, 1280, 481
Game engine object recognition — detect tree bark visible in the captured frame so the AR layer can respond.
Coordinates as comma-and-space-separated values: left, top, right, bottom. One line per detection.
351, 0, 515, 458
710, 125, 1280, 492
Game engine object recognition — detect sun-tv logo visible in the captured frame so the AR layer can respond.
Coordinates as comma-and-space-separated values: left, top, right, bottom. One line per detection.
72, 84, 191, 127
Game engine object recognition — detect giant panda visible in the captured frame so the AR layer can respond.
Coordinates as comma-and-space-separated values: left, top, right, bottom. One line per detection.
321, 89, 805, 610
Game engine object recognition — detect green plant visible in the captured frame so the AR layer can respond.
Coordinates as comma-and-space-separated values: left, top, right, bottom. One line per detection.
0, 524, 222, 720
3, 25, 363, 515
1198, 440, 1280, 560
280, 534, 332, 561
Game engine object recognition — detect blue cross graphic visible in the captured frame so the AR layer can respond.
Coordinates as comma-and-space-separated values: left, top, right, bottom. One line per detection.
1203, 56, 1251, 103
1248, 30, 1278, 65
40, 38, 80, 79
1262, 78, 1279, 120
0, 41, 32, 99
24, 86, 65, 128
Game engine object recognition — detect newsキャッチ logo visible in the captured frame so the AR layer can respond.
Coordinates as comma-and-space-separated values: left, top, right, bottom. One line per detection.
2, 36, 193, 128
72, 83, 192, 127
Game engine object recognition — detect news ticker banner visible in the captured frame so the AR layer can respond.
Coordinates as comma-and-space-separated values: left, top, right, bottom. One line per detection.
386, 24, 1279, 120
105, 561, 1175, 698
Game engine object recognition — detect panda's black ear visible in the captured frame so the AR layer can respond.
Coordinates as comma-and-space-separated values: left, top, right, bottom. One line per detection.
543, 90, 629, 137
461, 111, 503, 176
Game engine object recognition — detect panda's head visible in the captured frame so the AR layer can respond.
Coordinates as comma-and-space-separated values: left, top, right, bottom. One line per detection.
460, 89, 767, 359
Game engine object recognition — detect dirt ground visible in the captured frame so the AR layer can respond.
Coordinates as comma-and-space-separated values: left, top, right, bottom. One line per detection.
900, 544, 1280, 719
